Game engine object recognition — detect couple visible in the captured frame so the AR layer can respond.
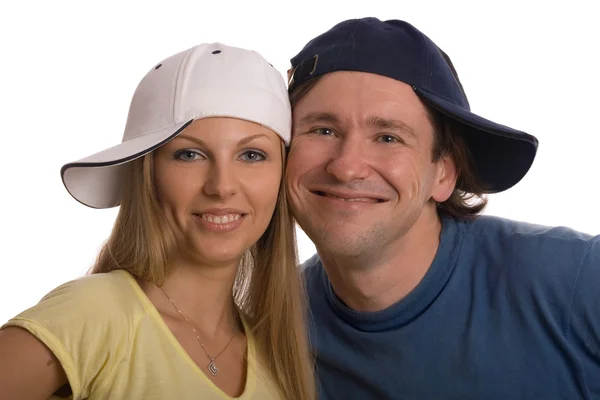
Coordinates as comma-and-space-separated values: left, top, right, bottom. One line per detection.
1, 17, 599, 400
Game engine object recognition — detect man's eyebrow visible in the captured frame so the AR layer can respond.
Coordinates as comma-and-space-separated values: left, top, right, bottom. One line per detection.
296, 112, 341, 126
365, 116, 417, 138
295, 112, 417, 138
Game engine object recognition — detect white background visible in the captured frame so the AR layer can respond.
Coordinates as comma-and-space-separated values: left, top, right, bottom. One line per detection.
1, 0, 598, 323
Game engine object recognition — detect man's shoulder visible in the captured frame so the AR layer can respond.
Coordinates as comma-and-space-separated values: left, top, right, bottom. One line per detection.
462, 215, 598, 279
301, 253, 322, 274
301, 254, 324, 289
301, 253, 321, 269
467, 215, 595, 247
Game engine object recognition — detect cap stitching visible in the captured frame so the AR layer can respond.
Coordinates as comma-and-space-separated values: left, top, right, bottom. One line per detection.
172, 47, 195, 125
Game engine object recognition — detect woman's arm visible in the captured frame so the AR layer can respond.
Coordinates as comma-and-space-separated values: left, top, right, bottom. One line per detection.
0, 327, 68, 400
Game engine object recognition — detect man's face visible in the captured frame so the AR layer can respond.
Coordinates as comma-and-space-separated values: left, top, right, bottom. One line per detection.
286, 71, 456, 260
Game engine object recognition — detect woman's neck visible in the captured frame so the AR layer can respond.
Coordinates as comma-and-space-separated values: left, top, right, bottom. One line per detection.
141, 256, 242, 338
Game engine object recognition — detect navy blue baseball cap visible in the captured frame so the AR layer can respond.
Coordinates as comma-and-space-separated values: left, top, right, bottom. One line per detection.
289, 17, 538, 193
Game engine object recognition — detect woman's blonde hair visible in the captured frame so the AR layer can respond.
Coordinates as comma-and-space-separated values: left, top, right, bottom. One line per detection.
91, 148, 315, 399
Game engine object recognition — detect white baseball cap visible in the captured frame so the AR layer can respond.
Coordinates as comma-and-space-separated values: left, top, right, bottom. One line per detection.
61, 43, 291, 209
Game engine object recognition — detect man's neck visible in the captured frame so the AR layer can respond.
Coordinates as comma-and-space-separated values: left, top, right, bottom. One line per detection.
319, 211, 443, 313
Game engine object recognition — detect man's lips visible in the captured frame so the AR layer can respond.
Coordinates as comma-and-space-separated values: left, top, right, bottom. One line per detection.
311, 190, 386, 203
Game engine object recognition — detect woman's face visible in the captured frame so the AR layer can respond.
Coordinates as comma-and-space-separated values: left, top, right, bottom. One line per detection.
153, 117, 283, 267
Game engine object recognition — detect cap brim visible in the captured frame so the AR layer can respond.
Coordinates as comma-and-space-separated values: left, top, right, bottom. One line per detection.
415, 88, 538, 193
61, 120, 192, 209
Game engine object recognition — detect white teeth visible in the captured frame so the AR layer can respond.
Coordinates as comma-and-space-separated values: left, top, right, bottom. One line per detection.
325, 194, 377, 202
201, 213, 241, 224
328, 195, 362, 201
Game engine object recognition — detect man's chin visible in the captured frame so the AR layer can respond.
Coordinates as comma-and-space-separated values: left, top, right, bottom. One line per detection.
314, 231, 378, 259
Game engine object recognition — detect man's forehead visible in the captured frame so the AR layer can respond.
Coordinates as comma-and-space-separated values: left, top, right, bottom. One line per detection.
293, 73, 429, 126
296, 72, 423, 109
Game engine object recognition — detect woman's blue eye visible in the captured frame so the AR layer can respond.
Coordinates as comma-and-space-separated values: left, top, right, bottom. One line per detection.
174, 150, 203, 161
239, 150, 266, 163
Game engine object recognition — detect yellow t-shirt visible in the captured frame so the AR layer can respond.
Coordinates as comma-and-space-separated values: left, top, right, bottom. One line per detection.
2, 270, 281, 400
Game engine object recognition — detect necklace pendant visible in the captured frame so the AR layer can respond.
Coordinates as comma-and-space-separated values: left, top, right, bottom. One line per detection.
208, 360, 219, 376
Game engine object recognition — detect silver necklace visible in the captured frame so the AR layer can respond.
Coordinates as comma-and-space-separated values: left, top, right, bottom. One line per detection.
158, 286, 235, 376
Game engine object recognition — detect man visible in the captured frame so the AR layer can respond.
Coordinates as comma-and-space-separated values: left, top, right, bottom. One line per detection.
285, 17, 599, 399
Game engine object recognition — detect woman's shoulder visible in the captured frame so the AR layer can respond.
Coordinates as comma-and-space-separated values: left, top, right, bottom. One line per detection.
1, 270, 150, 399
8, 269, 146, 330
43, 269, 138, 301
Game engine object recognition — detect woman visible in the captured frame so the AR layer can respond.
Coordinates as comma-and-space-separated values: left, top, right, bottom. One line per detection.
0, 43, 314, 399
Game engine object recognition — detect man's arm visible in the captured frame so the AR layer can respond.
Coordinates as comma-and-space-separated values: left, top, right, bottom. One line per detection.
568, 235, 600, 396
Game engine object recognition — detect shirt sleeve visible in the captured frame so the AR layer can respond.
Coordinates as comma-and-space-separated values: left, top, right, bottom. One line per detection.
568, 234, 600, 397
1, 273, 131, 399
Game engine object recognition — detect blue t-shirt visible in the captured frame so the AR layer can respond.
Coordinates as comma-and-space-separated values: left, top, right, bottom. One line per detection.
304, 215, 600, 399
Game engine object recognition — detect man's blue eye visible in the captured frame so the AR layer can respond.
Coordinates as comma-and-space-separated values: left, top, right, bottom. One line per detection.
314, 128, 335, 136
378, 135, 401, 144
